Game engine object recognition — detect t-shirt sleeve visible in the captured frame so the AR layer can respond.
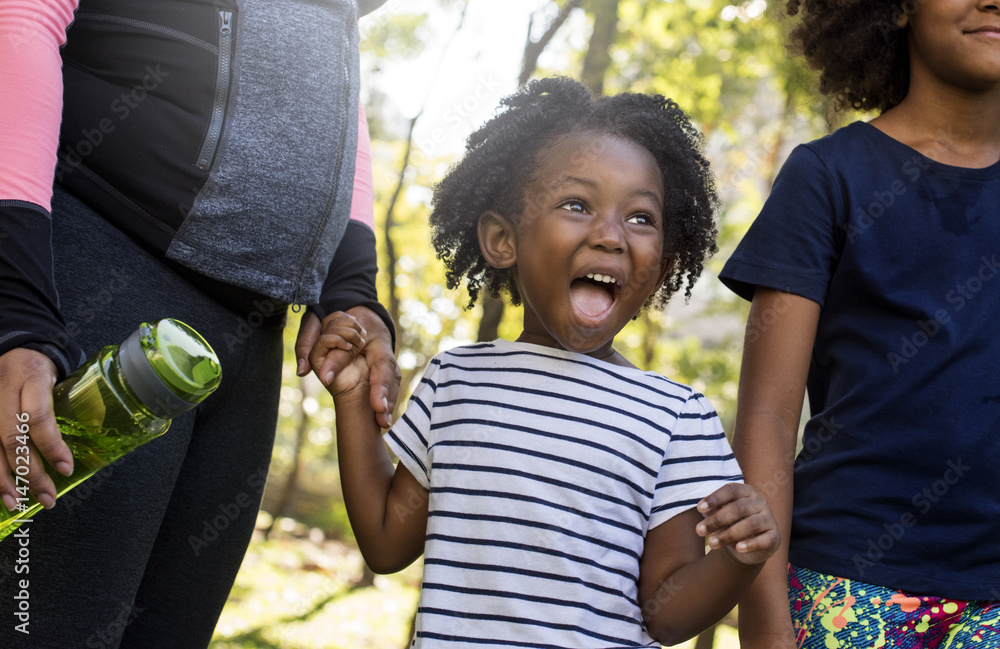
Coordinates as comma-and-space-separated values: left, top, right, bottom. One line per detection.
719, 144, 844, 306
383, 358, 441, 490
649, 392, 743, 530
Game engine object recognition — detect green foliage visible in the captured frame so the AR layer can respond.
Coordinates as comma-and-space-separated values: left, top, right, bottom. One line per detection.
608, 1, 805, 128
361, 13, 430, 60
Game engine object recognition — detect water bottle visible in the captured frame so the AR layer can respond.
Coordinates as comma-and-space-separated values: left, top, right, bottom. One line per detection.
0, 319, 222, 541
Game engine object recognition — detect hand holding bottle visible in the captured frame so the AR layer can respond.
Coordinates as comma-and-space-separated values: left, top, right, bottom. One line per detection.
0, 348, 74, 510
0, 319, 222, 541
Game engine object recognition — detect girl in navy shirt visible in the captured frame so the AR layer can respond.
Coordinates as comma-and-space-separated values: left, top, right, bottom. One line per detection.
721, 1, 1000, 647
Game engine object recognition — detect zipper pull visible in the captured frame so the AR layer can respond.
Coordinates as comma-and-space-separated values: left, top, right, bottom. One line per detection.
220, 10, 232, 35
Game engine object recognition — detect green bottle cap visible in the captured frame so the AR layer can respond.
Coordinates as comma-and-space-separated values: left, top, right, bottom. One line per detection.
118, 319, 222, 418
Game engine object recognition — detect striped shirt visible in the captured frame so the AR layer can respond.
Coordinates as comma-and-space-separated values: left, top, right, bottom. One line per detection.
385, 340, 742, 648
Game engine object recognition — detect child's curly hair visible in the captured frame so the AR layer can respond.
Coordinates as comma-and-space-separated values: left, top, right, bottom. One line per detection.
785, 0, 911, 112
430, 77, 718, 311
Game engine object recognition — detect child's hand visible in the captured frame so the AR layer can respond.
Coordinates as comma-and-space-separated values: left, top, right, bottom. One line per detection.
695, 483, 779, 566
303, 311, 371, 399
296, 308, 400, 428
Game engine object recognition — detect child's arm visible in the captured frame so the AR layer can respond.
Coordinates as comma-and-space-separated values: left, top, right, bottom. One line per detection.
638, 482, 779, 645
322, 312, 429, 574
731, 287, 820, 649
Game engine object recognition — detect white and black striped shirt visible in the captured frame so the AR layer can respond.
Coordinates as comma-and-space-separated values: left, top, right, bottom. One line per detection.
385, 340, 742, 648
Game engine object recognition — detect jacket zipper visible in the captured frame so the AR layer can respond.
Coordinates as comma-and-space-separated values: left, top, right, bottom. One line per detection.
290, 3, 359, 307
292, 55, 353, 307
196, 10, 234, 170
73, 12, 218, 54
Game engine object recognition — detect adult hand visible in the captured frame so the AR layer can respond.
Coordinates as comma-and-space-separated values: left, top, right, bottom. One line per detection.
0, 348, 74, 510
295, 307, 400, 428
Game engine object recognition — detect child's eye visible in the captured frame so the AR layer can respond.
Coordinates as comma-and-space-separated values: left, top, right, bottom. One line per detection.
628, 213, 656, 226
558, 199, 587, 213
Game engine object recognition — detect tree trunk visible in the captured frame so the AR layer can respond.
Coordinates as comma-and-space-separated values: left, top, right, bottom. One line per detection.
382, 121, 413, 327
580, 0, 620, 95
641, 312, 658, 371
760, 89, 796, 192
519, 0, 585, 86
476, 296, 506, 342
693, 624, 717, 649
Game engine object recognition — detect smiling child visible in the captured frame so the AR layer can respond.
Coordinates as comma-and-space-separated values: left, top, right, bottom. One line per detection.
322, 77, 779, 648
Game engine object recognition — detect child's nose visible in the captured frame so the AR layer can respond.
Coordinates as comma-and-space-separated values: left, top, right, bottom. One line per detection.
588, 215, 627, 251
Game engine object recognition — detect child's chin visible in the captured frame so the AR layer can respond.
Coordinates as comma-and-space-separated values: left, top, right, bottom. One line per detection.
557, 325, 616, 354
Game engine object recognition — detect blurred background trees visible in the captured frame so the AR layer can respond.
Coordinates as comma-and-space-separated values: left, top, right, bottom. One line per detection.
210, 2, 840, 647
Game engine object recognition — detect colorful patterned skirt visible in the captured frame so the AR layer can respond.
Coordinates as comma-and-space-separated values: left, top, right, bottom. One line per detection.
788, 564, 1000, 648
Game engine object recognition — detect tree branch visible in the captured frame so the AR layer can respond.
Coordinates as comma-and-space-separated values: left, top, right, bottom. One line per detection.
519, 0, 584, 85
383, 1, 472, 327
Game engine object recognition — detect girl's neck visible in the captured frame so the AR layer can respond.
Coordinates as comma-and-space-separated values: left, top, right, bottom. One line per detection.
870, 80, 1000, 169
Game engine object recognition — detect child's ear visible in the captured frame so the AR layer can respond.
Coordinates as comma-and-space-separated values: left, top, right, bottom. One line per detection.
894, 9, 908, 28
478, 211, 517, 270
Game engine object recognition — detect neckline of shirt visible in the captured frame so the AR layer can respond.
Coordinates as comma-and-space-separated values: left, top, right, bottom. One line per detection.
854, 121, 1000, 179
479, 338, 680, 385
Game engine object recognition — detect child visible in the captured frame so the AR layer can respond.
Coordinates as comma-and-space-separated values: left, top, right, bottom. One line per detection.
324, 77, 779, 647
719, 1, 1000, 648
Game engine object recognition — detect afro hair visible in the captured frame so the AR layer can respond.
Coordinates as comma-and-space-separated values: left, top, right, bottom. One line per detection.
785, 0, 912, 112
429, 76, 719, 311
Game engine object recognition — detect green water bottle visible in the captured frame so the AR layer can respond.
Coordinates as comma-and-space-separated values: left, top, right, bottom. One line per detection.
0, 319, 222, 541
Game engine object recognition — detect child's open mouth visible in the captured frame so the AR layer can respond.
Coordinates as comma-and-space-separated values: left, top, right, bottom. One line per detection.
570, 272, 619, 318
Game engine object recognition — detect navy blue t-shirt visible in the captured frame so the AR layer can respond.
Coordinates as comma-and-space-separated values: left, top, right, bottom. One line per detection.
720, 121, 1000, 600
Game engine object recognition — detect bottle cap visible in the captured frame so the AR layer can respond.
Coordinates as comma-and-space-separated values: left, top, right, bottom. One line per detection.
118, 319, 222, 418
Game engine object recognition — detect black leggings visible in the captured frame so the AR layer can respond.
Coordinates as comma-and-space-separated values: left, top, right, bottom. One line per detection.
0, 187, 285, 649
